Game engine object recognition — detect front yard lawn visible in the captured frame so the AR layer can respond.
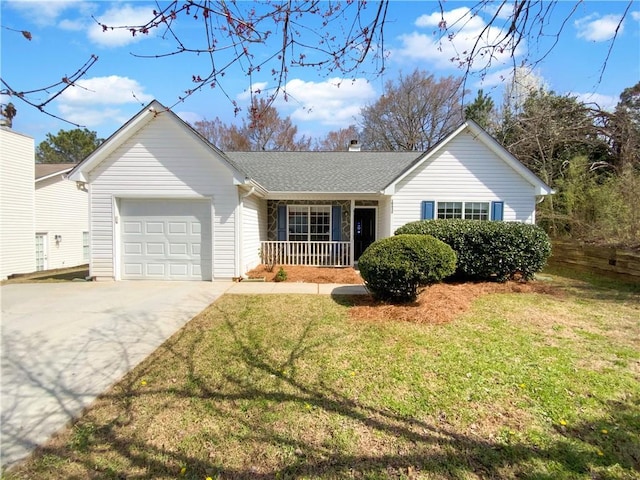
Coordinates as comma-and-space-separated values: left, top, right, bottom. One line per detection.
5, 272, 639, 479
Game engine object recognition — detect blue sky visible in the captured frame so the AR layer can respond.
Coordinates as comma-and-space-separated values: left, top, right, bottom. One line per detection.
1, 1, 639, 146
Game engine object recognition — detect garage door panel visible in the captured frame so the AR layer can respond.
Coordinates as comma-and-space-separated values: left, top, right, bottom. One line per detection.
124, 263, 143, 276
169, 243, 188, 255
169, 222, 188, 234
146, 264, 165, 276
146, 222, 164, 234
124, 242, 142, 255
146, 243, 165, 255
123, 222, 142, 234
120, 199, 212, 281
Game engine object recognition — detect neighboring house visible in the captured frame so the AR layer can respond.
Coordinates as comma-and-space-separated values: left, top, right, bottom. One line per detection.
35, 163, 89, 271
68, 100, 553, 281
0, 127, 35, 280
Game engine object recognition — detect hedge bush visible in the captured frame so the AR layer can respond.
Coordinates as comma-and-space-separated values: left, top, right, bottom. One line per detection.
358, 234, 456, 302
395, 219, 551, 282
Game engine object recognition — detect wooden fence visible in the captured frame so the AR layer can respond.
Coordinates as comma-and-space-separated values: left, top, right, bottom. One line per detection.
548, 241, 640, 281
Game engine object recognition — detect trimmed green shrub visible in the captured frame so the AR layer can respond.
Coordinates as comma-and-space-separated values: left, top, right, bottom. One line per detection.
358, 234, 456, 302
395, 219, 551, 282
274, 267, 287, 282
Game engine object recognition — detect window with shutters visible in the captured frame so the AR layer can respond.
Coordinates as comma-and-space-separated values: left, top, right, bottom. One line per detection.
288, 205, 331, 241
436, 201, 490, 220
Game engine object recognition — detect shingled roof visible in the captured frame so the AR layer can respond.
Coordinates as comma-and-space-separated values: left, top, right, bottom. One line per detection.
35, 163, 76, 181
225, 151, 423, 193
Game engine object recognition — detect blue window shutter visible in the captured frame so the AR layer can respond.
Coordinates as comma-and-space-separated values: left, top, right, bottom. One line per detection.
491, 201, 504, 221
331, 205, 341, 241
421, 201, 435, 220
277, 205, 287, 240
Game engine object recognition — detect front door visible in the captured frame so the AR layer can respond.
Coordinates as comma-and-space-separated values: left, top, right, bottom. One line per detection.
35, 233, 47, 271
353, 208, 376, 260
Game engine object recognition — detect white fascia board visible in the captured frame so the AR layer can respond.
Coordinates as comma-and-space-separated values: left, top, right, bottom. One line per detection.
35, 168, 73, 183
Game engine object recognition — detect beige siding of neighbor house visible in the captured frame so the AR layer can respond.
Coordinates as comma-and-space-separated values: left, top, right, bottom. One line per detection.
0, 128, 35, 279
241, 193, 267, 274
87, 114, 238, 280
390, 131, 537, 233
35, 174, 88, 270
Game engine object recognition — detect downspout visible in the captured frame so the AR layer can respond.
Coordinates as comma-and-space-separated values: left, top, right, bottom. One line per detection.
238, 186, 256, 279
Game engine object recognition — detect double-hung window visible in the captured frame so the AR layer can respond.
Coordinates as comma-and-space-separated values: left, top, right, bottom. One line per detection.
437, 201, 490, 220
288, 205, 331, 241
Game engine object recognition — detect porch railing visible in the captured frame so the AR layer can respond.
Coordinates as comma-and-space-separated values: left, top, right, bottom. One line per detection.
260, 241, 351, 267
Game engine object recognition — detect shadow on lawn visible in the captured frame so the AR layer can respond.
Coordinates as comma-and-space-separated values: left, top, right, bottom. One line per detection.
6, 300, 639, 479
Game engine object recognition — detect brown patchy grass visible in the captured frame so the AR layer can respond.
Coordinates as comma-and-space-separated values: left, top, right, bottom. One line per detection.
5, 270, 640, 480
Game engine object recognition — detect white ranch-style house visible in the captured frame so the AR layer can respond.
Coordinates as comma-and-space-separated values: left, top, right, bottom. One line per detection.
68, 100, 553, 281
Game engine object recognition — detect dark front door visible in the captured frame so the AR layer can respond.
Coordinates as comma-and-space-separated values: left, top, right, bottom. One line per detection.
354, 208, 376, 260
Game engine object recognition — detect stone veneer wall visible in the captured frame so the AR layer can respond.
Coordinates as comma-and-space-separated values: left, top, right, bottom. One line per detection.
267, 200, 378, 241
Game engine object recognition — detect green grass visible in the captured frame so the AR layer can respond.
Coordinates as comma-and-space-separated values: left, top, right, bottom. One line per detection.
4, 271, 639, 480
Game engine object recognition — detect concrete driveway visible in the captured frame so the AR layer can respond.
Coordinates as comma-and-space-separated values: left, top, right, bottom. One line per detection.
0, 280, 232, 469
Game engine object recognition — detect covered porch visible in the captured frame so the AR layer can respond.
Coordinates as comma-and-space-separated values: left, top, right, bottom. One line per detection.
258, 199, 384, 267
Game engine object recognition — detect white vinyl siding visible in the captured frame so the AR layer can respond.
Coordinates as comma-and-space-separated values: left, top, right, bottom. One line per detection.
390, 131, 538, 233
35, 174, 89, 269
0, 128, 35, 279
241, 194, 267, 274
87, 114, 238, 280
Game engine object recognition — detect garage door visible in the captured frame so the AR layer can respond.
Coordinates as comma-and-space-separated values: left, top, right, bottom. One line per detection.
120, 199, 212, 280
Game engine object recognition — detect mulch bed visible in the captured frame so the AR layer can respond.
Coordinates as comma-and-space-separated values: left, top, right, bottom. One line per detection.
245, 265, 559, 324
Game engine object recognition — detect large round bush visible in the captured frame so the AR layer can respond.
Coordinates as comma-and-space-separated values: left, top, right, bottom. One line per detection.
358, 234, 456, 302
395, 219, 551, 282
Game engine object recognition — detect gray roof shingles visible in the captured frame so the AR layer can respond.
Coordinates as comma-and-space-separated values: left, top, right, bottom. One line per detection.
225, 151, 423, 193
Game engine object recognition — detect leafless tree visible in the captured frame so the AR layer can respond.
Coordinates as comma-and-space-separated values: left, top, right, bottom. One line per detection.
314, 125, 360, 151
360, 69, 464, 151
194, 97, 311, 151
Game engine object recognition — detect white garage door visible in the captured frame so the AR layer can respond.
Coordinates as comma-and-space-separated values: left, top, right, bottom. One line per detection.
120, 199, 212, 280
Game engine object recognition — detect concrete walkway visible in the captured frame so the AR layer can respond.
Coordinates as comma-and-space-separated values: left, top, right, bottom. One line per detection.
0, 279, 366, 469
226, 281, 367, 296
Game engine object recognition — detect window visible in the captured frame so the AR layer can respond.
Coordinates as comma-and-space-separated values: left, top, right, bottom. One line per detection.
437, 202, 462, 219
464, 202, 490, 221
437, 202, 489, 220
288, 205, 331, 241
82, 231, 89, 262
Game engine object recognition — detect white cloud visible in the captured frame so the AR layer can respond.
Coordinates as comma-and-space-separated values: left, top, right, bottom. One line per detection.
88, 4, 158, 47
237, 82, 270, 101
632, 11, 640, 21
176, 111, 202, 125
476, 67, 514, 88
56, 75, 153, 127
575, 14, 625, 42
5, 0, 83, 26
276, 78, 376, 127
573, 92, 618, 111
395, 7, 524, 71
